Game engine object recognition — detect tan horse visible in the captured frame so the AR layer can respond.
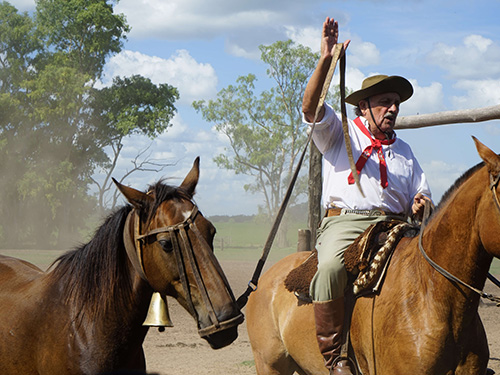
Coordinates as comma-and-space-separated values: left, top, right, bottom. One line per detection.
0, 158, 244, 374
246, 138, 500, 375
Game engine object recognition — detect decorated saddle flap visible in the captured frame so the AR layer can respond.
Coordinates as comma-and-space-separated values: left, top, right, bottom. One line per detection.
284, 220, 418, 300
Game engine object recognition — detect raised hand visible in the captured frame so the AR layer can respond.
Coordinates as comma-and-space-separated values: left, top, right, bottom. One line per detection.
321, 17, 350, 59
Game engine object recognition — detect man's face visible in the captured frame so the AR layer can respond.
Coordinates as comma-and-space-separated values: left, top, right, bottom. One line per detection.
359, 92, 401, 139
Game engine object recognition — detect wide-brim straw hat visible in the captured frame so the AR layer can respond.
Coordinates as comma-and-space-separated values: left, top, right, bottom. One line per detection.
345, 75, 413, 105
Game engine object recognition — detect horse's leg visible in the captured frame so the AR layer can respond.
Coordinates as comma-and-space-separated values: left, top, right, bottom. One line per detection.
122, 346, 146, 371
281, 303, 327, 375
455, 314, 489, 375
247, 253, 314, 375
252, 349, 297, 375
248, 308, 297, 375
247, 288, 297, 375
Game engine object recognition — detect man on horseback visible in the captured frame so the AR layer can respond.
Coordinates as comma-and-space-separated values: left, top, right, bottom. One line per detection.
302, 17, 432, 374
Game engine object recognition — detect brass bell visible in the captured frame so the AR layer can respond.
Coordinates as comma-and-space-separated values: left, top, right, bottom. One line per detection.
143, 292, 173, 331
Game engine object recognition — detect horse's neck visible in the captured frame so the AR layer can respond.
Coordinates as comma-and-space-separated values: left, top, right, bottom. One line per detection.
49, 243, 152, 347
415, 178, 491, 309
64, 277, 150, 369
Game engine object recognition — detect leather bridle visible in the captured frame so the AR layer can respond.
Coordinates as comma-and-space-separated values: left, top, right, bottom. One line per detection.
418, 171, 500, 304
123, 203, 244, 337
489, 173, 500, 213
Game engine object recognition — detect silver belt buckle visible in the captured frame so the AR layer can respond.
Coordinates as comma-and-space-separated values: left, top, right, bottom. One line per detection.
341, 208, 372, 216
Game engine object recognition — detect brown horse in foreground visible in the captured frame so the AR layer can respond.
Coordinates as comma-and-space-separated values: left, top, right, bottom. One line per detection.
0, 158, 244, 374
246, 138, 500, 375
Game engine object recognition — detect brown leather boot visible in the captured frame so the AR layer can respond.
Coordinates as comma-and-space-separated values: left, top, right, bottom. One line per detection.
313, 297, 353, 375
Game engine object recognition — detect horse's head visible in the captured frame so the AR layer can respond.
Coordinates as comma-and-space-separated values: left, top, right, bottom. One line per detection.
473, 137, 500, 260
114, 158, 243, 349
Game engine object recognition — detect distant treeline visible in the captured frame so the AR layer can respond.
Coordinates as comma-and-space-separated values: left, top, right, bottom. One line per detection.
208, 215, 255, 223
208, 203, 308, 224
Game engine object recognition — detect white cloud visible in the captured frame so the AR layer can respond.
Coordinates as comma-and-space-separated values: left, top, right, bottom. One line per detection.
464, 34, 492, 53
225, 43, 260, 60
103, 49, 218, 105
343, 68, 367, 95
114, 0, 335, 60
11, 0, 35, 11
347, 38, 380, 68
426, 35, 500, 80
421, 160, 468, 203
402, 80, 445, 115
116, 0, 289, 39
284, 27, 380, 70
284, 26, 320, 53
451, 79, 500, 109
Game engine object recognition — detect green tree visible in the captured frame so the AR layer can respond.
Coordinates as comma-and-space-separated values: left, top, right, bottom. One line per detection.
89, 75, 179, 214
0, 2, 45, 247
0, 1, 178, 249
194, 40, 318, 246
18, 0, 129, 248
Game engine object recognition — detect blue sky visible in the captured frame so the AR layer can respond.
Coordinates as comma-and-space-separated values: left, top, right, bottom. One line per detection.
13, 0, 500, 216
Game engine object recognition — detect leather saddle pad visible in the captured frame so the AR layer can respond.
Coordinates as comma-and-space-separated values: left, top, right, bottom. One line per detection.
284, 220, 418, 298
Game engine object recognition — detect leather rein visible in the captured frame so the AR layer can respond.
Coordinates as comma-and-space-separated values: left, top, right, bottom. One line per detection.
236, 43, 360, 308
418, 173, 500, 305
123, 204, 244, 336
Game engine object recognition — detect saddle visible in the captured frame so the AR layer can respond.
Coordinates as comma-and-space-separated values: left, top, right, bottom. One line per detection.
284, 220, 418, 301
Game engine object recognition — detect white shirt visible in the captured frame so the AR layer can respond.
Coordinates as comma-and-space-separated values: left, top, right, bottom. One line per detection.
306, 104, 431, 215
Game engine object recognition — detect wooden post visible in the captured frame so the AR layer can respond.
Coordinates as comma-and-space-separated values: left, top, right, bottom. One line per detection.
308, 142, 322, 250
297, 229, 311, 252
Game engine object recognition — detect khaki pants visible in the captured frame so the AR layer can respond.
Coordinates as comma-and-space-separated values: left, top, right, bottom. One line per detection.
310, 213, 391, 302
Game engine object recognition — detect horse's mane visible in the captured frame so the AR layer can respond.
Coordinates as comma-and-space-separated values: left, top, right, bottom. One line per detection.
436, 160, 485, 209
51, 180, 192, 319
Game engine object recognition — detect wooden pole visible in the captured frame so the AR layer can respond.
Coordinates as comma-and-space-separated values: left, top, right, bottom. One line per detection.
396, 104, 500, 129
308, 142, 322, 250
297, 229, 311, 252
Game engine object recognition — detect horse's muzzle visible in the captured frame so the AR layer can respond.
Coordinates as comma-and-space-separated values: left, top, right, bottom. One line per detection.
199, 313, 245, 349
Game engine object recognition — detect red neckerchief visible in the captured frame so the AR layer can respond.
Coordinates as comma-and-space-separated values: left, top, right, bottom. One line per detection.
347, 117, 396, 189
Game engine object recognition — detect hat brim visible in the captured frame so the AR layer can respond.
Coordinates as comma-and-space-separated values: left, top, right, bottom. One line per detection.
345, 76, 413, 105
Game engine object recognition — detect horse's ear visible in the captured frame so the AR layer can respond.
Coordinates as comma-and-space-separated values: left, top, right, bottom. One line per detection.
473, 136, 500, 176
113, 178, 153, 208
180, 157, 200, 198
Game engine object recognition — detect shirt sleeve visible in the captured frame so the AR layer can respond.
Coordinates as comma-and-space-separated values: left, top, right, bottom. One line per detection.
410, 156, 433, 205
303, 104, 343, 154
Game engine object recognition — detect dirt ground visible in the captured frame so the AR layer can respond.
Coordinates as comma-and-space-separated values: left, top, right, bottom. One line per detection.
143, 259, 500, 375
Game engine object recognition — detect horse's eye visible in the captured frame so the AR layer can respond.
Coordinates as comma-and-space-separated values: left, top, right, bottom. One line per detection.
158, 238, 173, 253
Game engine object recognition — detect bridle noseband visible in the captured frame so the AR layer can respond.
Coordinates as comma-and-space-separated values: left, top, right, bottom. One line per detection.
418, 171, 500, 305
123, 203, 243, 336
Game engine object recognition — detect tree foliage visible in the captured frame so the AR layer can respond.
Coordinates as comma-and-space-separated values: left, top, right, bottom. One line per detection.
0, 1, 178, 248
194, 40, 318, 216
89, 75, 179, 213
194, 40, 348, 246
193, 40, 319, 246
